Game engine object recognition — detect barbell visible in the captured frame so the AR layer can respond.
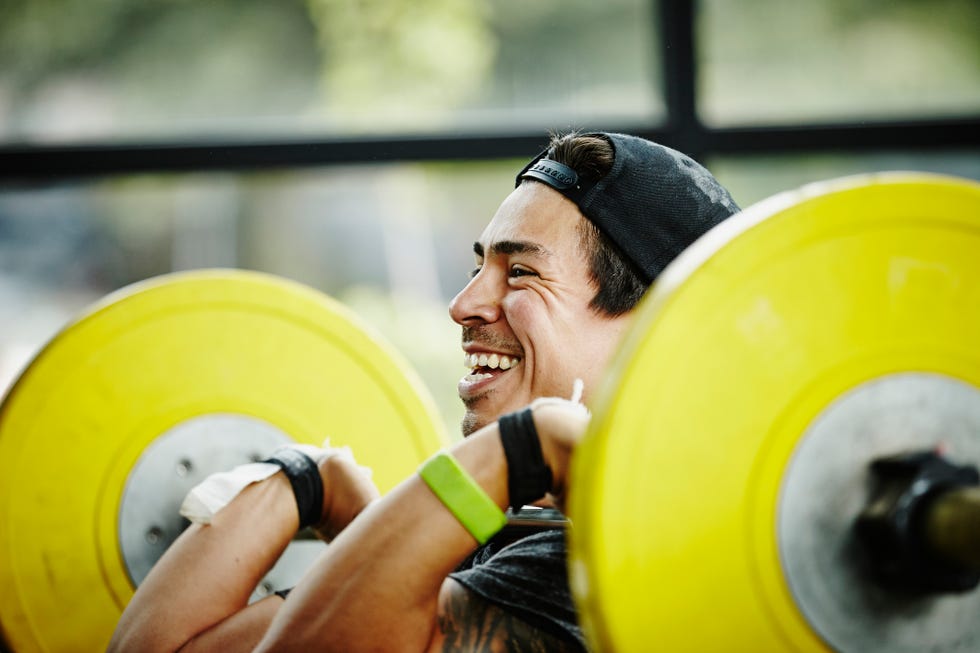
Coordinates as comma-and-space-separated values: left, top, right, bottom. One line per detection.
0, 172, 978, 652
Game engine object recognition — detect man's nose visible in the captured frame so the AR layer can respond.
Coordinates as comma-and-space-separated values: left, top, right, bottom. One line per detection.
449, 270, 501, 326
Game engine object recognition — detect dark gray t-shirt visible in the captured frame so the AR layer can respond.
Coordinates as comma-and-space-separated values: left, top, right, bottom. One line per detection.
449, 529, 587, 651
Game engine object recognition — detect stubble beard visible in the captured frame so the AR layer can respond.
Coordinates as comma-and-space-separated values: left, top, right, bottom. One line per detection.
460, 411, 479, 437
459, 394, 485, 437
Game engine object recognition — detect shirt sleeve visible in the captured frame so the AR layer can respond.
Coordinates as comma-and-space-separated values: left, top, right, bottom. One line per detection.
449, 529, 588, 651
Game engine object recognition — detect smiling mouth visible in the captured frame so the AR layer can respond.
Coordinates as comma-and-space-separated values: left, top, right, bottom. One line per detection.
461, 352, 522, 383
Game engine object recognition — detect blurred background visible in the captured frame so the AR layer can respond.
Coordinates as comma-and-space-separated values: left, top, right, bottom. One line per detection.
0, 0, 978, 437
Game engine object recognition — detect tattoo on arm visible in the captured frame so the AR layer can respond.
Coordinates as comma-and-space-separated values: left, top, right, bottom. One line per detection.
437, 583, 578, 653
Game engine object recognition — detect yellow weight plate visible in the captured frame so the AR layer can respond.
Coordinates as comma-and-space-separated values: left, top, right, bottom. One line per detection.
569, 173, 980, 652
0, 269, 447, 653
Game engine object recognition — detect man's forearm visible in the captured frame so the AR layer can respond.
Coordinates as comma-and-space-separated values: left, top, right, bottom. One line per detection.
255, 422, 511, 652
108, 473, 299, 653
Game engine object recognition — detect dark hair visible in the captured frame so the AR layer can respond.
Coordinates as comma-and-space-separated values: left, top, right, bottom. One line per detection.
546, 132, 648, 316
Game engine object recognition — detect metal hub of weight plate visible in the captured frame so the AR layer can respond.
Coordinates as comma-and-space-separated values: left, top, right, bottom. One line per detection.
780, 372, 980, 652
0, 269, 447, 653
117, 413, 305, 597
569, 173, 980, 652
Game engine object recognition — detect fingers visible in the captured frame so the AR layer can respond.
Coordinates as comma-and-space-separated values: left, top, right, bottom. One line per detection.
314, 454, 380, 542
529, 401, 592, 510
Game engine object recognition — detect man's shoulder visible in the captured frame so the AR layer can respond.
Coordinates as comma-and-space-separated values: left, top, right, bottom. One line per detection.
457, 524, 566, 571
441, 527, 585, 651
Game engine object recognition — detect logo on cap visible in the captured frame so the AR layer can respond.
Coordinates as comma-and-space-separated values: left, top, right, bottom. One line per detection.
524, 159, 578, 190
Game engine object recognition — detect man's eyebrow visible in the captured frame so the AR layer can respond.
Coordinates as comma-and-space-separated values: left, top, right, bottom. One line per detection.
472, 240, 551, 258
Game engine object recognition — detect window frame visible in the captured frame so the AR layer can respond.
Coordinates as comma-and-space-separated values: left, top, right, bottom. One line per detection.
0, 0, 976, 182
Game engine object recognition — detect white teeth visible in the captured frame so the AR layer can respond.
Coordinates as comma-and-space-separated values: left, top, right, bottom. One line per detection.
463, 352, 520, 370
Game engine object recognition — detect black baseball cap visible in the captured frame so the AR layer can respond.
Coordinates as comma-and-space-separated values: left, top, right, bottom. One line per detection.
517, 132, 740, 282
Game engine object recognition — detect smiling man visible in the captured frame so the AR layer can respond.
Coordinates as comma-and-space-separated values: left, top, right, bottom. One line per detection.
453, 180, 634, 436
110, 132, 738, 652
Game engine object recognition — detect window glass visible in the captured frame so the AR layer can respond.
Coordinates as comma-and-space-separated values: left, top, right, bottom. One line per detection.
698, 0, 980, 125
708, 151, 980, 208
0, 160, 525, 437
0, 0, 662, 143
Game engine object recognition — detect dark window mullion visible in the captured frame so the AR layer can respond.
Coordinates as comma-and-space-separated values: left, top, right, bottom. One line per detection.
657, 0, 705, 158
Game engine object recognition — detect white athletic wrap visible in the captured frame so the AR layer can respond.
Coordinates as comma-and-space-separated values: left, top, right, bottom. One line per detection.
179, 440, 371, 525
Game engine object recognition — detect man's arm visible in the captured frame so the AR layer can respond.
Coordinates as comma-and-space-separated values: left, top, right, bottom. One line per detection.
110, 401, 585, 652
108, 473, 298, 652
255, 401, 587, 652
108, 455, 379, 653
178, 595, 284, 652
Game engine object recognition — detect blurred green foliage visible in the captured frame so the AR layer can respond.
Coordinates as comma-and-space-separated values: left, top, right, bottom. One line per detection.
1, 0, 976, 135
699, 0, 980, 124
306, 0, 495, 129
0, 0, 657, 139
0, 0, 321, 135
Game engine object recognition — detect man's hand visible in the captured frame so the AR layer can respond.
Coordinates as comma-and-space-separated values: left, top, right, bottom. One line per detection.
314, 453, 380, 541
528, 397, 591, 512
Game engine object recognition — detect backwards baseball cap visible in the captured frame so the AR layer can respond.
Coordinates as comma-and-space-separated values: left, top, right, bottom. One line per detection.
516, 132, 739, 283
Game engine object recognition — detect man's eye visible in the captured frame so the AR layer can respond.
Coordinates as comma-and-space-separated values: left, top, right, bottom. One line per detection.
469, 266, 482, 279
509, 266, 536, 278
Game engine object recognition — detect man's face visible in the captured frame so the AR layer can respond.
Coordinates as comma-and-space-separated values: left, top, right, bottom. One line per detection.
449, 181, 634, 435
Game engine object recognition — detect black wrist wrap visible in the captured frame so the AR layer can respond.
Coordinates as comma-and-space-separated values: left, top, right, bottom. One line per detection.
498, 407, 553, 510
263, 448, 323, 529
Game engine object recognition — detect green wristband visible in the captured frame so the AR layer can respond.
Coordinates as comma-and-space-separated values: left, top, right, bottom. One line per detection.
418, 451, 507, 545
